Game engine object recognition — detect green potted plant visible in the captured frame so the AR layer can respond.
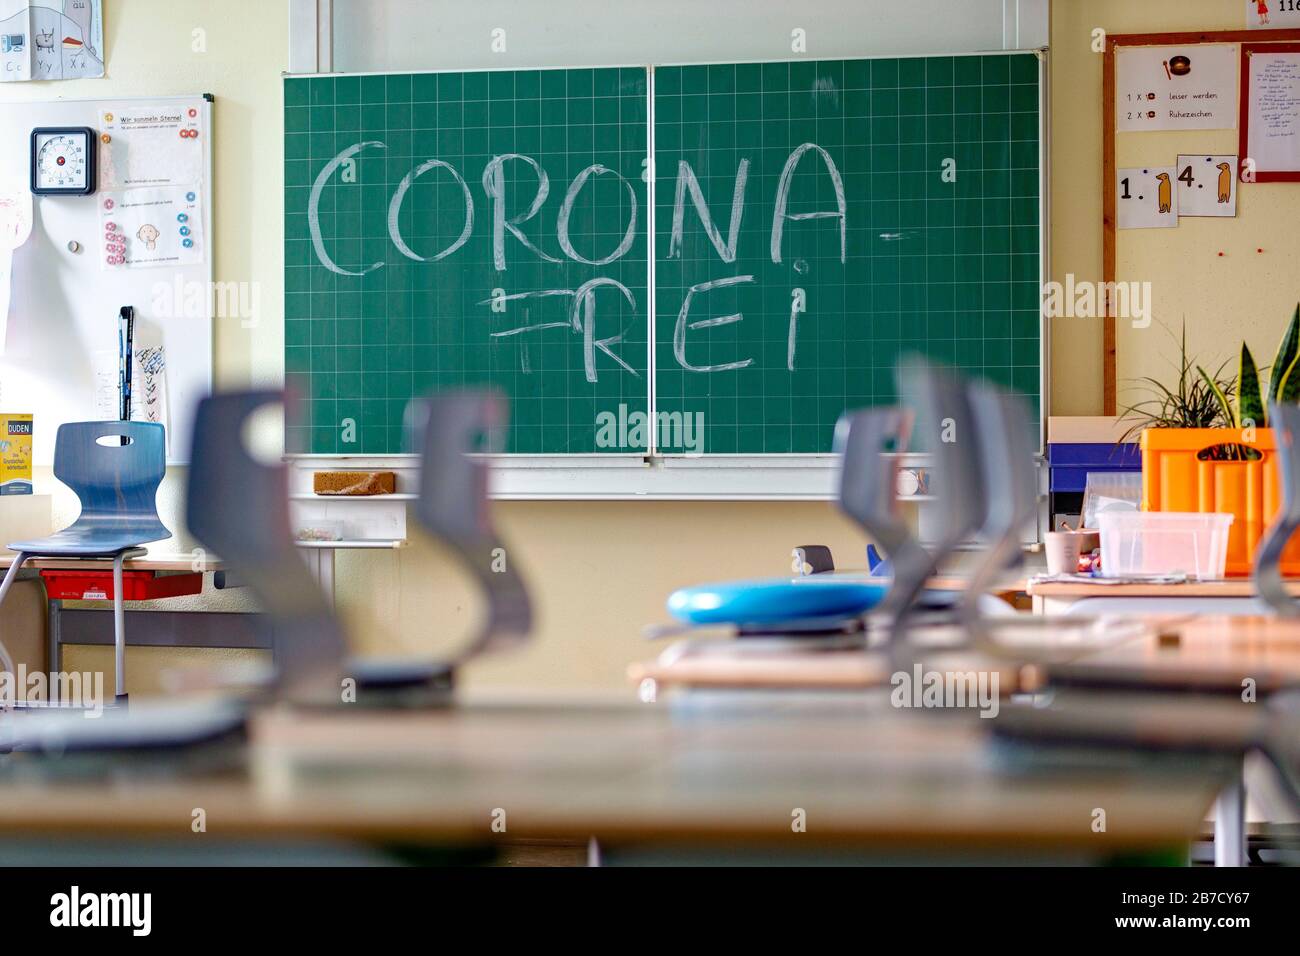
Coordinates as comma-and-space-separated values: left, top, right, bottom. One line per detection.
1120, 306, 1300, 575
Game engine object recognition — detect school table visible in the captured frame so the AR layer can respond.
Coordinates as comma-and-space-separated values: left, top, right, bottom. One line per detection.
1031, 613, 1300, 866
1028, 578, 1300, 615
0, 693, 1229, 865
0, 553, 263, 697
1042, 613, 1300, 690
630, 611, 1300, 866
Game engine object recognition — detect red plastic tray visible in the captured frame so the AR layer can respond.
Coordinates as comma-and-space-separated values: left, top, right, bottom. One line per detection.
39, 570, 204, 601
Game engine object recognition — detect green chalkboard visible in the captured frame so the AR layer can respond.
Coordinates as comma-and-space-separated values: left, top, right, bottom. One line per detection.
284, 55, 1041, 457
284, 68, 649, 454
654, 54, 1042, 454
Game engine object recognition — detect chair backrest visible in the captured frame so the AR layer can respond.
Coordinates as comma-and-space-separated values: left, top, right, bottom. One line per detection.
834, 406, 913, 557
1256, 402, 1300, 615
960, 381, 1039, 622
833, 404, 932, 625
899, 357, 988, 555
53, 421, 170, 539
405, 390, 533, 659
186, 392, 347, 702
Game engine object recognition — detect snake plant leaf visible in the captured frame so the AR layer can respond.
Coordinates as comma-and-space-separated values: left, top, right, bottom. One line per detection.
1239, 343, 1266, 428
1198, 364, 1237, 427
1280, 351, 1300, 405
1270, 304, 1300, 404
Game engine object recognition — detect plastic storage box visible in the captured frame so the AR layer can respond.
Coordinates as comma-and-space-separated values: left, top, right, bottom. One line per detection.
1140, 427, 1300, 576
38, 570, 204, 601
1098, 511, 1234, 581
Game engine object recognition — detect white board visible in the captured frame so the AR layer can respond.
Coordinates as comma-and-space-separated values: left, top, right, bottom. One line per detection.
0, 94, 212, 464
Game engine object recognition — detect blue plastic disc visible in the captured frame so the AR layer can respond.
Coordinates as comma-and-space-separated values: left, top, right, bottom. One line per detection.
666, 576, 889, 627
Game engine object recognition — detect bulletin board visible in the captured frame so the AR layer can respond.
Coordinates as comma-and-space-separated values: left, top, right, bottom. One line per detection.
0, 94, 214, 465
1102, 28, 1300, 411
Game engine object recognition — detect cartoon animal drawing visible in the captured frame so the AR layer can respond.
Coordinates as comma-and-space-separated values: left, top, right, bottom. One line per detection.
1217, 162, 1232, 203
1155, 172, 1172, 214
34, 29, 53, 52
136, 223, 160, 250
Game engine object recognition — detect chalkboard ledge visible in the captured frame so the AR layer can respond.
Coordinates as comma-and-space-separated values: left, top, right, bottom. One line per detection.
284, 453, 854, 500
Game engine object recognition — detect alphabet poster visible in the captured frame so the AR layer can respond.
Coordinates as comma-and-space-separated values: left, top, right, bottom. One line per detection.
99, 185, 203, 270
0, 0, 103, 81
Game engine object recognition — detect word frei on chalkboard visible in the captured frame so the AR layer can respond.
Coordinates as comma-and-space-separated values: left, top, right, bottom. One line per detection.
306, 141, 845, 384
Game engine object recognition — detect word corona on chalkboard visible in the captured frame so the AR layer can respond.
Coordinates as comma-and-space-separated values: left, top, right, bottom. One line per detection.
306, 142, 845, 384
286, 57, 1042, 457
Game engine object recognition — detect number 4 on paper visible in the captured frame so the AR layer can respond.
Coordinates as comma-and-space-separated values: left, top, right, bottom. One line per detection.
1176, 154, 1238, 217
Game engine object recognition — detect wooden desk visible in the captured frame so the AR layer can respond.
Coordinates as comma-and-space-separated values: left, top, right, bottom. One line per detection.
0, 697, 1223, 864
0, 553, 258, 698
1028, 578, 1300, 614
1046, 614, 1300, 691
629, 618, 1150, 694
0, 552, 227, 572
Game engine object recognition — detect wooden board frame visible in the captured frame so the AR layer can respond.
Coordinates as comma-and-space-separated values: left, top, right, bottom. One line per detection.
1101, 29, 1300, 414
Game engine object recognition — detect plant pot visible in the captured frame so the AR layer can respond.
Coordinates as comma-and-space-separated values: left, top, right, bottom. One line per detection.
1140, 427, 1300, 577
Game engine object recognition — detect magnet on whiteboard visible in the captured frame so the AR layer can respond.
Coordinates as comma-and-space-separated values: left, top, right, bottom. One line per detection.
67, 240, 80, 253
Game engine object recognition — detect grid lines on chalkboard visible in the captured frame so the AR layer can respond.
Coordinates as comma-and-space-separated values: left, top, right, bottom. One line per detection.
285, 54, 1041, 457
652, 53, 1041, 454
285, 67, 649, 454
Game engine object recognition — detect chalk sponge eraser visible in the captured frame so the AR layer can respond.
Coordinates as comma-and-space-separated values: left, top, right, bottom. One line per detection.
312, 471, 397, 496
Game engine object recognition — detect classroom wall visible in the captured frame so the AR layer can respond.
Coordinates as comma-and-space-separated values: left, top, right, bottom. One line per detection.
0, 1, 281, 683
1049, 0, 1300, 415
3, 0, 1292, 693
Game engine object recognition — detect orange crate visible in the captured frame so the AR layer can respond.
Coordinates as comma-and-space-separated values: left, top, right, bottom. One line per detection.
1140, 428, 1300, 576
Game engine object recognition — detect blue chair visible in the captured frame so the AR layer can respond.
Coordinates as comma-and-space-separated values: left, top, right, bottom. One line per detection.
0, 421, 171, 704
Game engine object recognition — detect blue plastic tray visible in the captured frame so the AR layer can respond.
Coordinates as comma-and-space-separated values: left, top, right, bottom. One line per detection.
666, 576, 889, 627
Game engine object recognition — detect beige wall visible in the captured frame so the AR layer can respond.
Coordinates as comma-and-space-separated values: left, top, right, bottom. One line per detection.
4, 0, 1297, 693
1050, 0, 1300, 414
